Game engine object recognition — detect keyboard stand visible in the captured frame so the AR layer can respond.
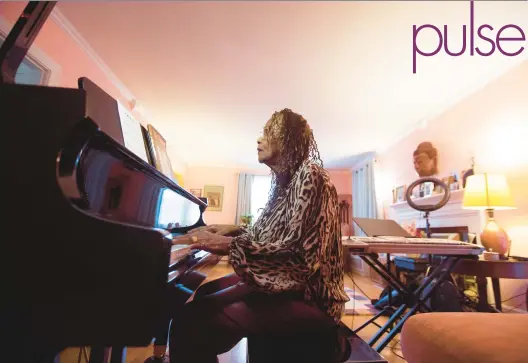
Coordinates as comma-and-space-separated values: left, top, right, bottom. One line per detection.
352, 253, 461, 353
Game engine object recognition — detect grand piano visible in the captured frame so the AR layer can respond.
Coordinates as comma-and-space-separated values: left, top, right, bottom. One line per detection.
0, 2, 221, 362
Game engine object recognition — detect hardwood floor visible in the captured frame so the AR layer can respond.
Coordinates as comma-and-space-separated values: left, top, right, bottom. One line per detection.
59, 262, 406, 362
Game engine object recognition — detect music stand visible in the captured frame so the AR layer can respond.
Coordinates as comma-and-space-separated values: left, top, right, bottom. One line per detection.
352, 217, 412, 238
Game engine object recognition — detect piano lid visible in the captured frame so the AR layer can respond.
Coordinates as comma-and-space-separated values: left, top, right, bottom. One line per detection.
57, 118, 206, 230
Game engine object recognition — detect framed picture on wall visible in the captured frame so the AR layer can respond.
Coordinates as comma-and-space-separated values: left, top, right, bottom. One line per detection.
190, 189, 201, 198
203, 185, 224, 212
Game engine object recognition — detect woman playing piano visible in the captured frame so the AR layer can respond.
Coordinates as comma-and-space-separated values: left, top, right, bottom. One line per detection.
169, 108, 349, 363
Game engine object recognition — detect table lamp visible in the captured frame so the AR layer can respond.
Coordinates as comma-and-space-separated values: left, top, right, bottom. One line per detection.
462, 173, 516, 256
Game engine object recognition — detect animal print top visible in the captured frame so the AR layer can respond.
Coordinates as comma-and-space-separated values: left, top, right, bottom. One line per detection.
228, 160, 350, 321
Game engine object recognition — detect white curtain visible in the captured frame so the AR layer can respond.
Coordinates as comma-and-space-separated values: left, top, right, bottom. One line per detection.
352, 160, 378, 235
251, 175, 272, 221
235, 173, 254, 225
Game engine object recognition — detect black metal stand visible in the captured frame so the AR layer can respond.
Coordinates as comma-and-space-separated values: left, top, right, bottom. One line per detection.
353, 253, 461, 353
424, 211, 431, 238
423, 211, 434, 267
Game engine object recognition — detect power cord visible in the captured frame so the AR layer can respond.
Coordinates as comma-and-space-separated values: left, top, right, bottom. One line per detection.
461, 287, 527, 312
503, 302, 527, 313
346, 271, 375, 331
346, 271, 373, 301
497, 292, 527, 305
346, 270, 410, 361
500, 288, 528, 312
389, 339, 405, 360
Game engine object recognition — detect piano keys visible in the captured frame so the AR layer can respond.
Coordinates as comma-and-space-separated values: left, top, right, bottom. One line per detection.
0, 2, 220, 362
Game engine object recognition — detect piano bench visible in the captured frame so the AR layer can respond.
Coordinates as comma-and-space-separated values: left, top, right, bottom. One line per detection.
247, 330, 337, 363
246, 322, 387, 363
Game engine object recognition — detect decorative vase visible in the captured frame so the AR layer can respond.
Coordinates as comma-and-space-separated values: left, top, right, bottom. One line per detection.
480, 220, 510, 256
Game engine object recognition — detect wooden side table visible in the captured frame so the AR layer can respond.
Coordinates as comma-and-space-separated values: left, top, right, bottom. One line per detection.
451, 257, 528, 312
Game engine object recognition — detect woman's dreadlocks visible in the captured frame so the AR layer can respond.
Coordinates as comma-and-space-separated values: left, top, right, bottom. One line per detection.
264, 108, 323, 202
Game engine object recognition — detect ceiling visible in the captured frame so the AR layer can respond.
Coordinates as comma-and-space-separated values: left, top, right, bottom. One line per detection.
57, 1, 528, 169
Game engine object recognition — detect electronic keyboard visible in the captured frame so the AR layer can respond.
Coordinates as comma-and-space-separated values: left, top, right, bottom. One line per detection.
342, 236, 484, 256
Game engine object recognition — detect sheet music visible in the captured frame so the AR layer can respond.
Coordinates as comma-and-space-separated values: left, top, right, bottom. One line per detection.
147, 124, 175, 181
117, 102, 149, 163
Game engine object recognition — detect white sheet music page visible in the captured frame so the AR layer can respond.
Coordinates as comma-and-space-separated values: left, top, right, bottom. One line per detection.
117, 102, 149, 163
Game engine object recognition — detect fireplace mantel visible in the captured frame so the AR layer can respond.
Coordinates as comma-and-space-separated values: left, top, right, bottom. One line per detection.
388, 189, 485, 235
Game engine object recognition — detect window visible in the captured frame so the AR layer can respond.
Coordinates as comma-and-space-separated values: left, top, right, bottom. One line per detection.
250, 175, 272, 221
157, 188, 185, 229
0, 37, 48, 85
156, 188, 201, 229
0, 15, 61, 86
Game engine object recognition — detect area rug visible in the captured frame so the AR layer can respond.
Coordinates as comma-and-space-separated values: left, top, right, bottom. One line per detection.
344, 287, 379, 316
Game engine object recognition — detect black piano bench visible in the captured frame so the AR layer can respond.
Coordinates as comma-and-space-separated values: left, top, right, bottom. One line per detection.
246, 322, 387, 363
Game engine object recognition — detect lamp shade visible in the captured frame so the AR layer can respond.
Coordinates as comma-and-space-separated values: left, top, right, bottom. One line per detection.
462, 174, 516, 210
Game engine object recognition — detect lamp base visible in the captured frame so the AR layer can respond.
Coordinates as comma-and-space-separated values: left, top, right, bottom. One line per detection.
480, 222, 510, 256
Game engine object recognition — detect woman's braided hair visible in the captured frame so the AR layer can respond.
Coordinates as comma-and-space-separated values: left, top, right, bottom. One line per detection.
264, 108, 323, 202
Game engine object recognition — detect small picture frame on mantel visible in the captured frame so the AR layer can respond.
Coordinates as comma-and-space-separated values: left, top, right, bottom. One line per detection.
393, 185, 406, 203
411, 185, 421, 199
421, 181, 434, 198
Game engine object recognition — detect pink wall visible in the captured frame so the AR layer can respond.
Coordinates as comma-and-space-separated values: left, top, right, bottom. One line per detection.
377, 61, 528, 309
185, 166, 352, 225
0, 3, 145, 124
329, 169, 352, 195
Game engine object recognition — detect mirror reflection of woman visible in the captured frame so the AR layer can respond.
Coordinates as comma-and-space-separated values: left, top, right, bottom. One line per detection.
170, 108, 350, 363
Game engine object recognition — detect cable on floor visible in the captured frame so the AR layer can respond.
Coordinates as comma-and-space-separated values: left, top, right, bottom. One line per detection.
499, 292, 527, 304
389, 339, 405, 361
390, 346, 406, 361
503, 302, 527, 313
347, 271, 373, 301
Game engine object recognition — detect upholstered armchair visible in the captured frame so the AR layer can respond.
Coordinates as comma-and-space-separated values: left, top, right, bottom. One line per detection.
401, 312, 528, 363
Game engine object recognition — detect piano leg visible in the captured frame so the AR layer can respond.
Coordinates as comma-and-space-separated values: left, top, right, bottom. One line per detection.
110, 347, 127, 363
88, 346, 109, 363
145, 271, 211, 362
